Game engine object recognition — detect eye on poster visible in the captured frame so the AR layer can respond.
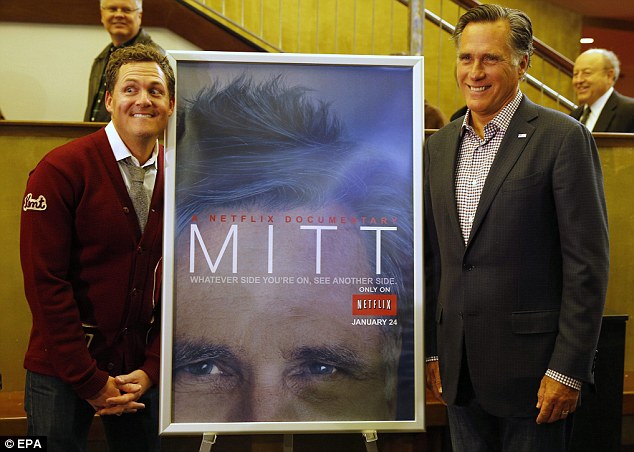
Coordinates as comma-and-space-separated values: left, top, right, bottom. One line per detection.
161, 52, 424, 434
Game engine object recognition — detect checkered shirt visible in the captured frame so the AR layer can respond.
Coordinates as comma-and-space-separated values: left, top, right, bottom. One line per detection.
546, 369, 582, 391
455, 90, 523, 245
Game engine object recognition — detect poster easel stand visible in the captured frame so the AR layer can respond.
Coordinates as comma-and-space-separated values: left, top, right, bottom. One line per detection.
363, 430, 379, 452
198, 433, 216, 452
198, 433, 294, 451
197, 431, 379, 451
283, 434, 293, 452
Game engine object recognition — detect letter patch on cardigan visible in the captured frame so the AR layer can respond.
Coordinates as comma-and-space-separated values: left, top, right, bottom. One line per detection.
23, 193, 47, 211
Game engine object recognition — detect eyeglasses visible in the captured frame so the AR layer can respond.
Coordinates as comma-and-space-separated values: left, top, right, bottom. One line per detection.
101, 7, 140, 15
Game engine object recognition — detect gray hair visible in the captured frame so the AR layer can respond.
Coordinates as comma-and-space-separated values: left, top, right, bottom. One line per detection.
585, 48, 621, 83
100, 0, 143, 9
452, 4, 534, 68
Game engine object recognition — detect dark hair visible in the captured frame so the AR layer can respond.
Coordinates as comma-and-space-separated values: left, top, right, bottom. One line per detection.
453, 4, 534, 68
105, 43, 175, 99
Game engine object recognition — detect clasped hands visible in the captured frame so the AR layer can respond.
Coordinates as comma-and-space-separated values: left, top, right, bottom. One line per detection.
87, 369, 152, 416
425, 361, 580, 423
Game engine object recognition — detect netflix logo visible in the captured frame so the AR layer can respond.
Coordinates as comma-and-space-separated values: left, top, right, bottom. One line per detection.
352, 295, 397, 316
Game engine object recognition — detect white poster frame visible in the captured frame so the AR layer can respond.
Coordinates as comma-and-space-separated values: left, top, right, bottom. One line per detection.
160, 51, 424, 435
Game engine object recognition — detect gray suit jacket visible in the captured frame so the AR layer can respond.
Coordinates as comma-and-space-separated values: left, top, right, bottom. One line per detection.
424, 96, 609, 417
571, 90, 634, 133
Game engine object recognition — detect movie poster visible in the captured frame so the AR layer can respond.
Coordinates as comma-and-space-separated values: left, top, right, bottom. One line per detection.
161, 52, 424, 434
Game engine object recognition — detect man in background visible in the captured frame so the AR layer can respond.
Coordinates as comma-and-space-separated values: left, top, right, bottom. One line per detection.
22, 44, 174, 452
425, 5, 609, 451
571, 48, 634, 132
84, 0, 162, 122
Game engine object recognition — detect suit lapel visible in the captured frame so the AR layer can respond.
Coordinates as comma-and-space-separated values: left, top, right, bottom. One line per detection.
594, 91, 618, 132
466, 98, 537, 248
438, 123, 464, 241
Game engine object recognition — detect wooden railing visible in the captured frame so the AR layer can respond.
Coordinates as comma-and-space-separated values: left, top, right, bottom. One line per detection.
180, 0, 411, 55
183, 0, 578, 113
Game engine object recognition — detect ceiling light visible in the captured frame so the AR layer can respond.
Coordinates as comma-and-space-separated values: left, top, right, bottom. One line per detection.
580, 38, 595, 44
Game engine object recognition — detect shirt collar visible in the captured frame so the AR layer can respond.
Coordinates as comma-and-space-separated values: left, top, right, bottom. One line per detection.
105, 121, 158, 168
461, 90, 524, 139
589, 86, 614, 114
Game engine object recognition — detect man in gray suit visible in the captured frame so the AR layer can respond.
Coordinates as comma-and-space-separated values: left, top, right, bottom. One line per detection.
424, 5, 609, 452
571, 48, 634, 132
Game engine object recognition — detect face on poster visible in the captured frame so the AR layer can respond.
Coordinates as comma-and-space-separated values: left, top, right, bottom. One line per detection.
163, 53, 423, 432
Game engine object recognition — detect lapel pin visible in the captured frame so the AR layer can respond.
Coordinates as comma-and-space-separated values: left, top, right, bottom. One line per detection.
518, 133, 527, 138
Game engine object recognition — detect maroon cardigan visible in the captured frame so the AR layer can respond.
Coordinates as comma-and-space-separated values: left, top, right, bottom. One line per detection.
21, 128, 163, 400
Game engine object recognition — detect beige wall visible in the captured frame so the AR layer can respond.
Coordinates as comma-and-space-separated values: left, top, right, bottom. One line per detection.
204, 0, 411, 55
0, 23, 199, 122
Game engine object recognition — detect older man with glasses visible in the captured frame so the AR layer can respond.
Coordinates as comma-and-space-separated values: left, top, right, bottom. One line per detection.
84, 0, 163, 123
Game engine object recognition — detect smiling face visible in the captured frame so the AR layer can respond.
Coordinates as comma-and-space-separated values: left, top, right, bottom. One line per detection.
105, 61, 174, 161
572, 51, 615, 107
100, 0, 142, 46
172, 207, 399, 422
456, 20, 527, 129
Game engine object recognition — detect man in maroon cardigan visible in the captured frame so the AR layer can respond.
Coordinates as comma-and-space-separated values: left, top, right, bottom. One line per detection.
20, 44, 174, 452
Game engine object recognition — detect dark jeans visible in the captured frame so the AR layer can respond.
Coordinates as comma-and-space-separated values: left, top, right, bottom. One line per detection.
25, 370, 160, 452
446, 352, 572, 452
447, 398, 573, 452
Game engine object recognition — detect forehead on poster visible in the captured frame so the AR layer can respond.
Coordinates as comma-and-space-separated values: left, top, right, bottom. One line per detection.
175, 74, 414, 319
170, 74, 415, 423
